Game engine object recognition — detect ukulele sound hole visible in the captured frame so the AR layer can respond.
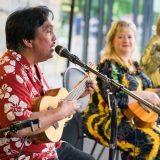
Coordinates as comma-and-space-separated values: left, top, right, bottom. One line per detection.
53, 122, 59, 129
47, 106, 53, 110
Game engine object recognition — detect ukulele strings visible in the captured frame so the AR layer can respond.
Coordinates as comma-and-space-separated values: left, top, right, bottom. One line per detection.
66, 78, 87, 101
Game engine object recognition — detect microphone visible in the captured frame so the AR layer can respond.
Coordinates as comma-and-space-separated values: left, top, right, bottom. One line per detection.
55, 45, 71, 58
55, 45, 81, 64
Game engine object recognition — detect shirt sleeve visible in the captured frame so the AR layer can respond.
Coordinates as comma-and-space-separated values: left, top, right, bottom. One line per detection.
0, 66, 32, 128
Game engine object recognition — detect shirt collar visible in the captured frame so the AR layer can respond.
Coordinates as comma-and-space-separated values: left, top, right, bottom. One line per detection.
8, 50, 32, 72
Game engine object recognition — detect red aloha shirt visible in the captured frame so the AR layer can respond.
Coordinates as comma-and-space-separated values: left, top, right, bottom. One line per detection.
0, 50, 61, 160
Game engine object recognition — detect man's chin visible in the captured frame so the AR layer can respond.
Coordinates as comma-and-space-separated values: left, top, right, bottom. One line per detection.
49, 50, 54, 57
50, 48, 55, 53
48, 54, 53, 59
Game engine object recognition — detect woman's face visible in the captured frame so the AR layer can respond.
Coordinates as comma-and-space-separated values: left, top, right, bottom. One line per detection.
113, 26, 136, 57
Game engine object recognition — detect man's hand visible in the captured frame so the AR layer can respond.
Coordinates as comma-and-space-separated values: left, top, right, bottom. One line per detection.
80, 77, 97, 98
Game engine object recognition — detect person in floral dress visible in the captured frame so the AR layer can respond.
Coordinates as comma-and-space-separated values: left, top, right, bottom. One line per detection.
141, 16, 160, 88
82, 20, 160, 160
0, 6, 96, 160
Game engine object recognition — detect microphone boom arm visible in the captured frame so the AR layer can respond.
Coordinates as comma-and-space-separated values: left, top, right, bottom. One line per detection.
69, 54, 160, 114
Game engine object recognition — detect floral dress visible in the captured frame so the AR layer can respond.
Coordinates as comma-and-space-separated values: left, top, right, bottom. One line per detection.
82, 59, 160, 160
0, 50, 61, 160
141, 35, 160, 88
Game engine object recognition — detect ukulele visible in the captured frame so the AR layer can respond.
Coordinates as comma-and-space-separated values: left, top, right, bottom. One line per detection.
31, 64, 96, 143
123, 88, 160, 128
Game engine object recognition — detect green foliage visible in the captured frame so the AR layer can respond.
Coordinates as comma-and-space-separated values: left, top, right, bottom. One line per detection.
113, 0, 133, 19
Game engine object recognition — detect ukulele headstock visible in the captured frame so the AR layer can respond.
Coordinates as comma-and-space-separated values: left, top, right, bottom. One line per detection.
87, 62, 98, 81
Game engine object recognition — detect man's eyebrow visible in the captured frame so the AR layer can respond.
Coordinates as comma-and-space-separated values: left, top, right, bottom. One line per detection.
43, 24, 54, 30
47, 24, 53, 28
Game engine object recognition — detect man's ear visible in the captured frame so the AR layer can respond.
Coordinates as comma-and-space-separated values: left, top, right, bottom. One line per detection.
22, 39, 33, 48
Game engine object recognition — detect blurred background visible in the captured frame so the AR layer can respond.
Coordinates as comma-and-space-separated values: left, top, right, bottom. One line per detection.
0, 0, 160, 88
0, 0, 160, 159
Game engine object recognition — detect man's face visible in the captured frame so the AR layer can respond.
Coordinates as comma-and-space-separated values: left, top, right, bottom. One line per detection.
31, 18, 56, 63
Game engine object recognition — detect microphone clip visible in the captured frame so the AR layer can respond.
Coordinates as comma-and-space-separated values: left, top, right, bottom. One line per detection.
0, 119, 41, 134
10, 119, 41, 133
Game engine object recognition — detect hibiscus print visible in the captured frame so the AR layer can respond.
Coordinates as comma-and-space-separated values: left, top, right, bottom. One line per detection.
4, 60, 16, 74
0, 84, 12, 99
4, 95, 28, 121
30, 87, 38, 98
0, 56, 10, 65
12, 52, 21, 61
3, 144, 12, 155
17, 155, 30, 160
32, 153, 48, 160
21, 68, 30, 84
11, 137, 31, 148
23, 64, 30, 70
42, 143, 56, 156
16, 75, 24, 84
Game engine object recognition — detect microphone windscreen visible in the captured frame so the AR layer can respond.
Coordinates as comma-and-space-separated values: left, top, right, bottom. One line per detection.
55, 45, 71, 59
55, 45, 63, 54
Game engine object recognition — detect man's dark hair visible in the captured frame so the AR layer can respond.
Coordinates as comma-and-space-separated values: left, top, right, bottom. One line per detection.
5, 6, 54, 51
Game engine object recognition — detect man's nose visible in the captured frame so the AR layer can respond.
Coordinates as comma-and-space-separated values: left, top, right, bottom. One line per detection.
52, 32, 57, 42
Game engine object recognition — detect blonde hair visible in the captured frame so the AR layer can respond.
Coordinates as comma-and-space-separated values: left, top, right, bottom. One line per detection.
101, 20, 137, 66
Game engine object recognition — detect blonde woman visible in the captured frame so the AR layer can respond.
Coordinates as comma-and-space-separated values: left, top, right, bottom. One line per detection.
82, 20, 160, 159
141, 16, 160, 88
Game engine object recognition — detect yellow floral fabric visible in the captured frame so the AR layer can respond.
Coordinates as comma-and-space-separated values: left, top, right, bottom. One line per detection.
82, 60, 160, 160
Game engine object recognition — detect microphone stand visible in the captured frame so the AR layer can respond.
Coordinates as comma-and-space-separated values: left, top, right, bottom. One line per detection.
65, 54, 160, 160
107, 89, 118, 160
